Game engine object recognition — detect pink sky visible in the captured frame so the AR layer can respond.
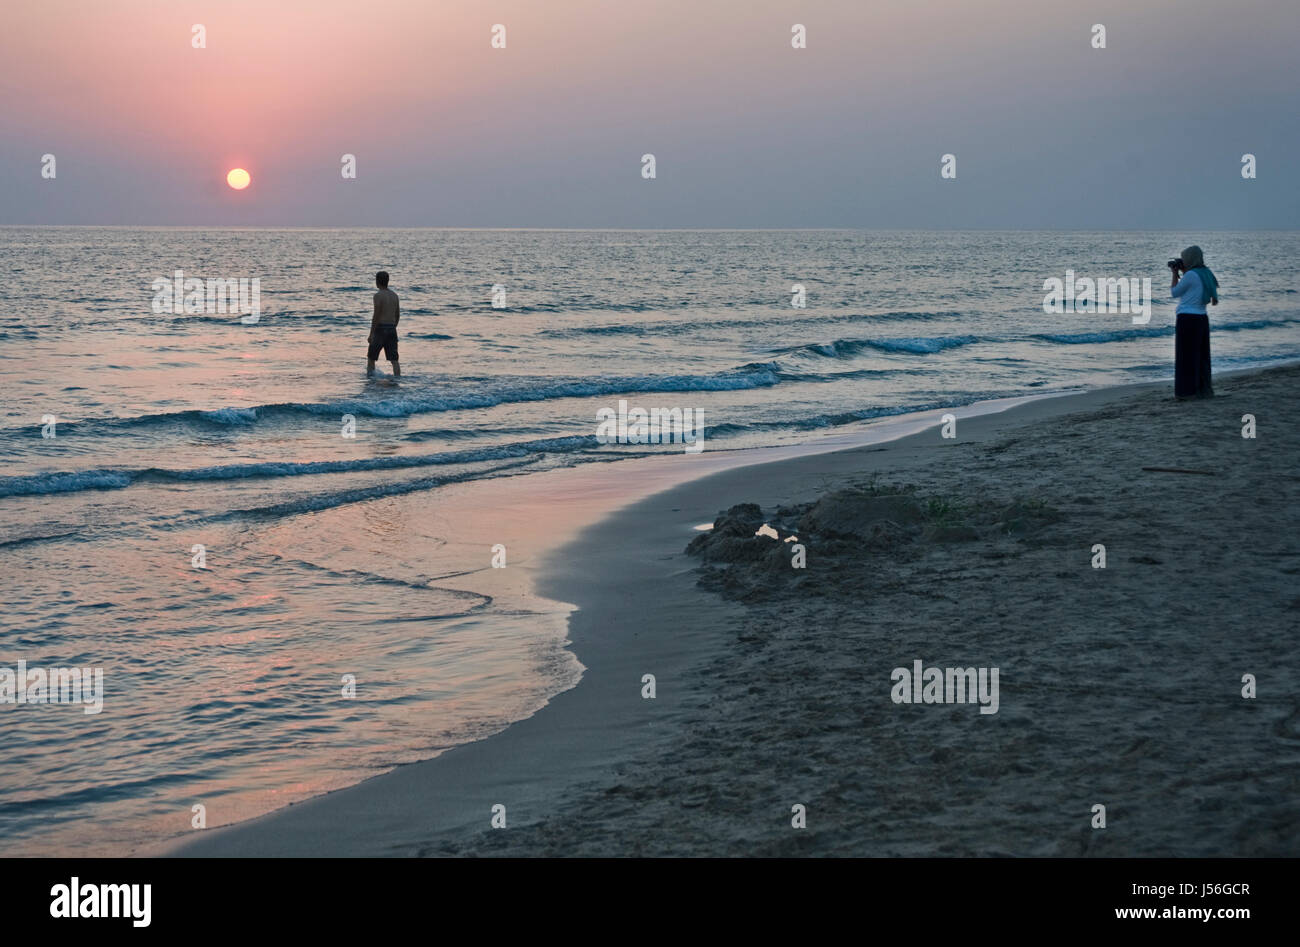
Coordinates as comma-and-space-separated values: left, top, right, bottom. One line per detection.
1, 0, 1295, 226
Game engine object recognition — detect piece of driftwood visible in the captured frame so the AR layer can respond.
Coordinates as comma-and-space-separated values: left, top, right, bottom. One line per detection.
1141, 466, 1216, 475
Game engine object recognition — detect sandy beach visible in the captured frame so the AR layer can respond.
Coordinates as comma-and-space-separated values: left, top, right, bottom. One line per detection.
9, 4, 1300, 932
164, 362, 1300, 857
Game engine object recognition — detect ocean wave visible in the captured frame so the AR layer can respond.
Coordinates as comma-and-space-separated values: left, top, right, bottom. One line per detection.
776, 335, 980, 358
0, 435, 600, 498
705, 403, 941, 437
1212, 350, 1300, 367
199, 407, 260, 425
703, 394, 1014, 437
0, 373, 1131, 503
1034, 327, 1174, 344
205, 458, 544, 521
1213, 318, 1300, 332
1035, 317, 1298, 345
24, 368, 782, 434
541, 323, 650, 337
298, 369, 779, 419
498, 301, 663, 314
0, 470, 133, 497
167, 435, 599, 481
537, 310, 964, 339
0, 388, 944, 498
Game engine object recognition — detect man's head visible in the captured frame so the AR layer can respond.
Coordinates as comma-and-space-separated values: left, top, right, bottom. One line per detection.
376, 270, 390, 289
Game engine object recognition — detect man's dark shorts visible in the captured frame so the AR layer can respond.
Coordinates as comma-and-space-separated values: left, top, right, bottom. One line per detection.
368, 324, 399, 361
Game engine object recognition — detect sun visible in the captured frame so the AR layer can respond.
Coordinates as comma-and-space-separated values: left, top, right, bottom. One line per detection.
226, 168, 251, 190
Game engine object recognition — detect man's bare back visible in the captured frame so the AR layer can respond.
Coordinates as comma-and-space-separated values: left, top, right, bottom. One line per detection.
367, 271, 400, 377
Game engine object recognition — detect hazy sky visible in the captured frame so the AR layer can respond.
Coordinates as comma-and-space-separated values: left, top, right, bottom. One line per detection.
1, 0, 1296, 227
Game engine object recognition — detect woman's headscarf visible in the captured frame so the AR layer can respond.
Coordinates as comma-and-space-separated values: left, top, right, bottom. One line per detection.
1180, 245, 1218, 303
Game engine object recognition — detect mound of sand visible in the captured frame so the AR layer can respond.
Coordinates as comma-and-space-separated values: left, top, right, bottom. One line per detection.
686, 487, 1062, 601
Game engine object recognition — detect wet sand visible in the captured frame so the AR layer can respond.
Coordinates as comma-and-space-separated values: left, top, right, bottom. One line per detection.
167, 364, 1299, 856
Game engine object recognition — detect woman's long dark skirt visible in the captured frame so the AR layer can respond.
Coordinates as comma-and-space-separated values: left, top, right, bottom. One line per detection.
1174, 312, 1213, 398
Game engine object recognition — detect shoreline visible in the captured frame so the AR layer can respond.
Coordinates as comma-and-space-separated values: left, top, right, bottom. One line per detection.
163, 364, 1292, 856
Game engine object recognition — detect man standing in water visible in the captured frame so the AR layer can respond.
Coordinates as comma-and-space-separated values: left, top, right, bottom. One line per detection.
367, 270, 400, 377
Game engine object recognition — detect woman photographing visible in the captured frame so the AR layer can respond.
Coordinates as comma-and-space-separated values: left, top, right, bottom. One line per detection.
1168, 245, 1219, 399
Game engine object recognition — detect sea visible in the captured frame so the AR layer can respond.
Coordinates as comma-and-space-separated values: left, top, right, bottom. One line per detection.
2, 228, 1297, 854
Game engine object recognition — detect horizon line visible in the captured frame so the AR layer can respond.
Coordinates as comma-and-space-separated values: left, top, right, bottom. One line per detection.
2, 225, 1293, 233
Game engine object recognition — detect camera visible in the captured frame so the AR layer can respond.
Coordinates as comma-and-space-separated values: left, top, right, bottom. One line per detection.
1167, 258, 1183, 272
